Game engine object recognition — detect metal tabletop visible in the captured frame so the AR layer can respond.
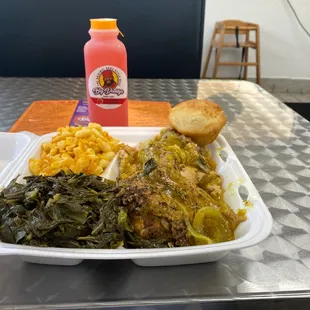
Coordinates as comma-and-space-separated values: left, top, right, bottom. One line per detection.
0, 78, 310, 309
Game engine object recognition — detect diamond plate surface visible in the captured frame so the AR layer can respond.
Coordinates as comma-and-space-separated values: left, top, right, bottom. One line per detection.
0, 78, 310, 308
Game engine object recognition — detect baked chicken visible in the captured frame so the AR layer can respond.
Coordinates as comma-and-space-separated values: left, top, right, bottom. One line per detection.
117, 128, 246, 248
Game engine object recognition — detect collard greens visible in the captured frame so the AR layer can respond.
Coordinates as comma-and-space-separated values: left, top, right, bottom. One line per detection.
0, 172, 128, 248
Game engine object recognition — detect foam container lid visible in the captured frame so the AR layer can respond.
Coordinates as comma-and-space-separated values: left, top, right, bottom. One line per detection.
0, 131, 37, 184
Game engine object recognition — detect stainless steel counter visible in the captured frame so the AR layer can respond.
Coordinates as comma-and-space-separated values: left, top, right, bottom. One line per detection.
0, 78, 310, 309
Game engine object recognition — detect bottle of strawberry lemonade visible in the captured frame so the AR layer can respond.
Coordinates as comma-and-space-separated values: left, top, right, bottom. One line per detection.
84, 18, 128, 126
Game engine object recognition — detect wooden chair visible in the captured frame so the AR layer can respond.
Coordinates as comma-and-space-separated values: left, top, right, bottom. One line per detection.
202, 20, 261, 85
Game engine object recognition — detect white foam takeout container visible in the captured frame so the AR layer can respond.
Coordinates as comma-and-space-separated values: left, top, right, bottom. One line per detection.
0, 127, 272, 266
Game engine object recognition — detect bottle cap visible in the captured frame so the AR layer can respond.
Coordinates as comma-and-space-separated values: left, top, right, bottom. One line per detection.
90, 18, 124, 36
91, 18, 119, 30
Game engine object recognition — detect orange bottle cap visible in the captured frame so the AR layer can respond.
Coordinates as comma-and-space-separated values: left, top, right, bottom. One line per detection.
90, 18, 124, 36
90, 18, 118, 30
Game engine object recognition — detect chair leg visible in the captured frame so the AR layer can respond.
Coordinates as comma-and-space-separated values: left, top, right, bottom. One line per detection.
255, 27, 261, 85
243, 32, 250, 80
212, 28, 225, 79
202, 28, 217, 78
202, 46, 213, 79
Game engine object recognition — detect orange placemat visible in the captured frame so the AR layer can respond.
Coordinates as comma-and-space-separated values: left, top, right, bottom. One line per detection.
9, 100, 171, 135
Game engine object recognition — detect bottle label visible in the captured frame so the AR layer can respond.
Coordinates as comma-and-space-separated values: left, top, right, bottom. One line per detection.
88, 65, 127, 109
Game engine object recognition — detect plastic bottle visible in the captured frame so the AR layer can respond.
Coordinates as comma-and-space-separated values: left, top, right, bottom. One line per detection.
84, 18, 128, 126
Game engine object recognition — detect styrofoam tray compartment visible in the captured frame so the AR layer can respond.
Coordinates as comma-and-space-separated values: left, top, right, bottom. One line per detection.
0, 132, 37, 184
0, 127, 273, 267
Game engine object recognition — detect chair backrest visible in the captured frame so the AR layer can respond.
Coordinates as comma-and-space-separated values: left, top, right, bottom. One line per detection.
216, 20, 259, 35
0, 0, 205, 78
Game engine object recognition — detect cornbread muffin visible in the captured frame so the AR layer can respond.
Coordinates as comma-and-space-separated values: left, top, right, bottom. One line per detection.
169, 99, 227, 145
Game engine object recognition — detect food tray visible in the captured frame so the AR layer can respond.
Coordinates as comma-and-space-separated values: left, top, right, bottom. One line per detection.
0, 127, 272, 267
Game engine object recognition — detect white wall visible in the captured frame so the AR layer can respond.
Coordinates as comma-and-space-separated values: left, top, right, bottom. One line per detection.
201, 0, 310, 79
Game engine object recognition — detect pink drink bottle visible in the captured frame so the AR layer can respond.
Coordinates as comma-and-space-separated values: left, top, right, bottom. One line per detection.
84, 18, 128, 126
